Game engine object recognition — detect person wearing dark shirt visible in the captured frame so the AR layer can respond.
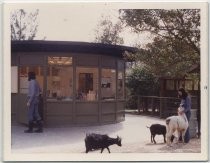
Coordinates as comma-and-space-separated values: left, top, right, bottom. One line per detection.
178, 88, 191, 143
24, 72, 43, 133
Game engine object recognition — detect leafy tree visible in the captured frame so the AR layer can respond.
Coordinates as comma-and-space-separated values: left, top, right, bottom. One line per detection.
134, 37, 199, 77
126, 67, 159, 95
126, 67, 159, 109
11, 9, 39, 40
120, 9, 200, 53
95, 16, 124, 45
120, 9, 200, 77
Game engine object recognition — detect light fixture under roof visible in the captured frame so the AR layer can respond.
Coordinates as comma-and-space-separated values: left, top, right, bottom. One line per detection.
48, 57, 72, 66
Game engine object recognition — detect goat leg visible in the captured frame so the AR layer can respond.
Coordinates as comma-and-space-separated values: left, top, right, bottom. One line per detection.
166, 132, 172, 146
101, 148, 104, 153
181, 131, 185, 144
163, 134, 166, 143
153, 135, 156, 144
177, 132, 182, 143
107, 147, 110, 153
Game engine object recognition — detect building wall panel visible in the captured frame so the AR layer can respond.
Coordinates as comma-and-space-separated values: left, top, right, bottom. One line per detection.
47, 102, 73, 115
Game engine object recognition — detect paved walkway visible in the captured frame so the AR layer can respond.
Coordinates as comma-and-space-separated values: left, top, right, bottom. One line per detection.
12, 114, 201, 153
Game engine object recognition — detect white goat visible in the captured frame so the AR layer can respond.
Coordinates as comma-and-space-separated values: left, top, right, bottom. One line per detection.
165, 107, 189, 146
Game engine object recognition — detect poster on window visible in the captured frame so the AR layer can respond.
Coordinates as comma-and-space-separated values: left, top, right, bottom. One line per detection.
101, 77, 111, 88
20, 77, 29, 94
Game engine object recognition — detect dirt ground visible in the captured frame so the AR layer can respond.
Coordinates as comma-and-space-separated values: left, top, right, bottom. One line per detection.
11, 114, 201, 154
112, 137, 201, 153
159, 138, 201, 153
8, 113, 206, 162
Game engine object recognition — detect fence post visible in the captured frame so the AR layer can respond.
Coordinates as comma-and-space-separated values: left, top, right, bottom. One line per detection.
137, 96, 140, 114
189, 96, 198, 138
151, 97, 154, 115
160, 98, 163, 118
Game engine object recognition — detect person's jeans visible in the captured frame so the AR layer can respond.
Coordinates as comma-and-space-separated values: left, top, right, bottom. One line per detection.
184, 111, 191, 143
28, 97, 41, 122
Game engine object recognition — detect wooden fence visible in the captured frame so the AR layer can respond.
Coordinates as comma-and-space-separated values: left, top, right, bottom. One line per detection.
137, 96, 198, 118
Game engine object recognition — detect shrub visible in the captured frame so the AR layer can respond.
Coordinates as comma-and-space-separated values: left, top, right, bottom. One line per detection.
126, 67, 159, 109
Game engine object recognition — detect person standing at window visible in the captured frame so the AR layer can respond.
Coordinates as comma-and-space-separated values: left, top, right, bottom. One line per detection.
178, 87, 191, 143
24, 72, 43, 133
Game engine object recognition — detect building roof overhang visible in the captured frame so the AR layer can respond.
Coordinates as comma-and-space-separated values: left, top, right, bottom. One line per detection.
11, 40, 137, 58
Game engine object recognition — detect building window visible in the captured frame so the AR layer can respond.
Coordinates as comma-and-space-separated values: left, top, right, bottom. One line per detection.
117, 60, 124, 99
194, 80, 199, 90
29, 67, 39, 75
185, 80, 193, 90
101, 69, 116, 100
19, 66, 43, 94
117, 71, 124, 99
179, 80, 185, 89
11, 66, 18, 93
175, 80, 179, 90
47, 57, 73, 101
76, 67, 98, 101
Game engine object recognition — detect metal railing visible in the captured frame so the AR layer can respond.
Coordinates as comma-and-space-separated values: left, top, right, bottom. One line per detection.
137, 96, 198, 118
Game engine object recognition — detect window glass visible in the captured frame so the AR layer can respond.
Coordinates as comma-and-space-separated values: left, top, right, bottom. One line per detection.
11, 66, 18, 93
29, 67, 39, 75
185, 80, 193, 90
19, 66, 43, 94
47, 57, 73, 101
175, 80, 179, 90
76, 67, 98, 101
117, 71, 124, 99
118, 60, 124, 70
101, 69, 116, 100
179, 80, 185, 89
194, 80, 199, 90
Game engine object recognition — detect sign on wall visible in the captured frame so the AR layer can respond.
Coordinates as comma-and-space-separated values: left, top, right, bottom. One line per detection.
11, 66, 18, 93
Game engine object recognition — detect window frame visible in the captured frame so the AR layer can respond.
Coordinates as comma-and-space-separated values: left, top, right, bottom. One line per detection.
76, 66, 99, 102
101, 68, 117, 101
19, 66, 44, 94
117, 60, 125, 100
46, 56, 73, 102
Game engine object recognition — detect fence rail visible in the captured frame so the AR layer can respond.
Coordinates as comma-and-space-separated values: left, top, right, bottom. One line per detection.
137, 95, 198, 118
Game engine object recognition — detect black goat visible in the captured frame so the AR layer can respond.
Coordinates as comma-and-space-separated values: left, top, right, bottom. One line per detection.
147, 124, 166, 144
85, 133, 122, 153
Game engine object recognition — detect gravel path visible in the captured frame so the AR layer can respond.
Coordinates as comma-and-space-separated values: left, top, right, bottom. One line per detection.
11, 114, 201, 153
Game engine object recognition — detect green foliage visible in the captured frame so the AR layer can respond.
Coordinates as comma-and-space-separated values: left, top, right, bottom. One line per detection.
126, 67, 159, 96
126, 67, 159, 109
126, 94, 138, 110
11, 9, 39, 40
95, 16, 124, 45
135, 37, 199, 77
120, 9, 200, 78
120, 9, 200, 53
